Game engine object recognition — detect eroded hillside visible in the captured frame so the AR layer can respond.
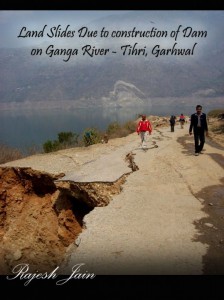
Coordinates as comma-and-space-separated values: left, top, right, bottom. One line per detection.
0, 166, 129, 274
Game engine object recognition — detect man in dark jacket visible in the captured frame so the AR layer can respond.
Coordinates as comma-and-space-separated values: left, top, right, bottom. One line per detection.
189, 105, 209, 156
169, 115, 176, 132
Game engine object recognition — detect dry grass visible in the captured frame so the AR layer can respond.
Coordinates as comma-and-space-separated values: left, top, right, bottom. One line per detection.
106, 120, 136, 139
208, 118, 224, 148
208, 109, 224, 118
0, 144, 24, 164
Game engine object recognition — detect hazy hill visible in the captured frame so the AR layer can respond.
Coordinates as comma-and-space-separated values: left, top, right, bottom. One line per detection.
1, 48, 224, 103
0, 11, 224, 107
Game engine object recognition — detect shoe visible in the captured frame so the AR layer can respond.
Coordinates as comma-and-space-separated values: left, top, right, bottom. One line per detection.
195, 153, 199, 156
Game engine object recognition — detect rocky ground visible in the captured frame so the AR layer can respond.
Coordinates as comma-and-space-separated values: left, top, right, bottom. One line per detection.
0, 116, 223, 275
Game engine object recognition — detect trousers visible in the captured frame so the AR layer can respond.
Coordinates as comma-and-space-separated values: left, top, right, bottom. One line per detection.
140, 131, 148, 144
193, 128, 205, 153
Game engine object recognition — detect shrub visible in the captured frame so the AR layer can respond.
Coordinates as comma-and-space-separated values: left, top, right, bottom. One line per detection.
57, 131, 79, 146
44, 140, 54, 153
42, 131, 79, 153
82, 128, 102, 147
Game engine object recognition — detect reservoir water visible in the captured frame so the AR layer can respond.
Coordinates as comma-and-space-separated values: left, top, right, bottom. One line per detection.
0, 104, 218, 153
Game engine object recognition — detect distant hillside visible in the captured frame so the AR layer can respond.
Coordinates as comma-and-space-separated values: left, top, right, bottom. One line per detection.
0, 11, 224, 106
1, 46, 224, 105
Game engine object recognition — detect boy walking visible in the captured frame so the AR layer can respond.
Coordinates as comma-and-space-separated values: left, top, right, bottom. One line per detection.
137, 115, 152, 148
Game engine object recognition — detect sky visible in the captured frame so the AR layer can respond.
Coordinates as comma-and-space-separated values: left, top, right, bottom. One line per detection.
0, 11, 128, 48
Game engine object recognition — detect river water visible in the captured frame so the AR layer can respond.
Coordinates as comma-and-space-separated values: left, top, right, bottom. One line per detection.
0, 104, 219, 153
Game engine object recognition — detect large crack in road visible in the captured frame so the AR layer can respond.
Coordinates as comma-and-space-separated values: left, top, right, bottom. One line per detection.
0, 152, 138, 274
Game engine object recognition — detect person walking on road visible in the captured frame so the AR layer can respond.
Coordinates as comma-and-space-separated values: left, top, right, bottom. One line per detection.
137, 115, 152, 148
189, 105, 209, 156
179, 113, 186, 129
169, 115, 176, 132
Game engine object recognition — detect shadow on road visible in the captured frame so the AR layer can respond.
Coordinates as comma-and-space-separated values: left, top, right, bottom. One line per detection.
192, 178, 224, 274
177, 133, 224, 274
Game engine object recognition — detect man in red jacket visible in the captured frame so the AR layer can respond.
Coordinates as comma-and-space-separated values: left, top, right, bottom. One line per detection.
136, 114, 152, 148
